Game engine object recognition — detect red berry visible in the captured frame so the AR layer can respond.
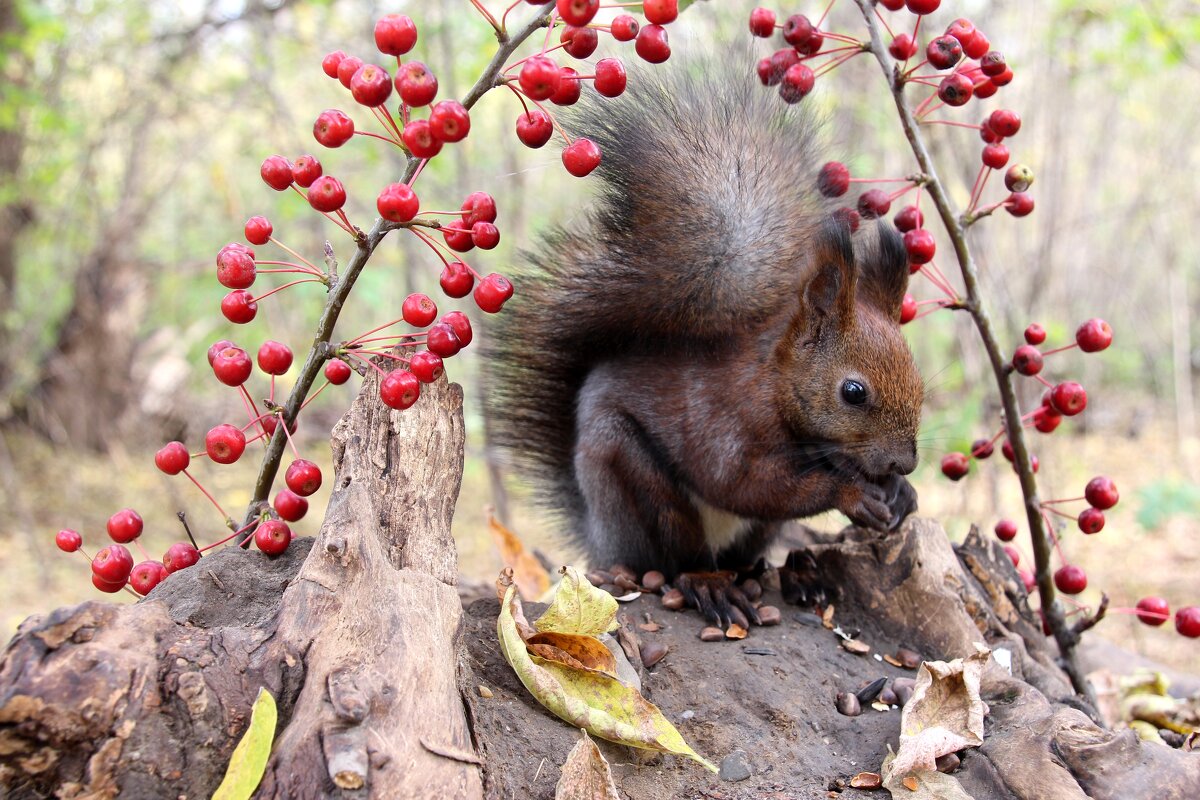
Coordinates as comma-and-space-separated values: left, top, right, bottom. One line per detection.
988, 109, 1021, 137
971, 438, 994, 459
594, 58, 627, 98
1050, 381, 1087, 416
832, 207, 860, 233
208, 339, 235, 366
556, 0, 599, 27
905, 0, 941, 13
994, 519, 1017, 541
106, 508, 143, 543
429, 100, 470, 143
563, 137, 602, 177
440, 262, 475, 298
938, 72, 973, 106
1024, 324, 1046, 345
441, 311, 474, 347
474, 273, 514, 313
1054, 565, 1087, 595
217, 246, 256, 290
1005, 164, 1034, 193
255, 519, 292, 556
944, 18, 977, 48
260, 155, 293, 191
1003, 545, 1020, 567
903, 229, 935, 264
375, 14, 417, 56
274, 489, 309, 522
314, 109, 355, 148
292, 154, 322, 188
1006, 192, 1035, 217
245, 216, 272, 246
1177, 607, 1200, 638
163, 542, 200, 574
380, 369, 421, 410
1032, 406, 1062, 434
980, 51, 1006, 77
441, 219, 474, 252
1019, 569, 1036, 593
325, 358, 352, 385
926, 35, 962, 70
350, 63, 393, 107
427, 323, 462, 358
749, 7, 775, 37
410, 350, 445, 384
221, 290, 258, 325
899, 293, 917, 324
285, 459, 323, 497
515, 109, 554, 149
551, 67, 582, 106
888, 34, 919, 61
779, 63, 815, 103
56, 528, 83, 553
879, 0, 905, 9
991, 66, 1014, 87
92, 544, 134, 584
817, 162, 850, 198
461, 192, 497, 226
972, 79, 999, 99
1012, 344, 1043, 376
1084, 476, 1119, 510
206, 423, 247, 464
471, 221, 500, 249
1076, 318, 1112, 353
212, 345, 253, 387
782, 15, 814, 48
1001, 439, 1015, 462
402, 119, 443, 159
1135, 596, 1170, 627
257, 340, 293, 375
308, 176, 347, 213
982, 143, 1010, 169
1077, 508, 1105, 535
336, 55, 363, 89
402, 293, 438, 328
963, 30, 990, 60
635, 24, 670, 63
377, 182, 420, 223
561, 25, 599, 59
322, 51, 346, 79
762, 48, 800, 86
643, 0, 678, 25
260, 414, 297, 439
519, 56, 561, 101
941, 452, 969, 480
395, 61, 439, 107
92, 573, 127, 593
130, 561, 168, 595
857, 189, 891, 219
611, 14, 639, 41
894, 205, 923, 231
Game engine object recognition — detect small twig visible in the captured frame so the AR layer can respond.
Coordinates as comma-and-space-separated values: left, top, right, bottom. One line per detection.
1072, 593, 1110, 636
177, 511, 201, 552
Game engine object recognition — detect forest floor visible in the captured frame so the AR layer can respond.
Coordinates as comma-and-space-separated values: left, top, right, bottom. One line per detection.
2, 422, 1198, 672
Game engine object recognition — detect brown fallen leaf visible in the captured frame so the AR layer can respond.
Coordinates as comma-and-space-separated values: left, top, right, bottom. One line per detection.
881, 752, 974, 799
488, 511, 551, 601
528, 631, 618, 677
555, 730, 620, 800
887, 646, 990, 777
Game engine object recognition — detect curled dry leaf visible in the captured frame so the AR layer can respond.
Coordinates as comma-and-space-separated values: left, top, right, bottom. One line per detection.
497, 569, 717, 772
886, 646, 990, 778
555, 730, 620, 800
488, 512, 551, 601
880, 752, 973, 799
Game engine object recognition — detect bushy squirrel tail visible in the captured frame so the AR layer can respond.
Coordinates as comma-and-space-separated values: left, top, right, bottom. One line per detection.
482, 60, 830, 529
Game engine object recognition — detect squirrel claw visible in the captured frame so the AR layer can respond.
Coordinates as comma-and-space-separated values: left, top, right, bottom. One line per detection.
779, 550, 832, 609
675, 571, 763, 629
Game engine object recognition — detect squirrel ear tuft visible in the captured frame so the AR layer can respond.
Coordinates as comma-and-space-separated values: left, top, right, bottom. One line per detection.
857, 222, 909, 319
801, 215, 857, 324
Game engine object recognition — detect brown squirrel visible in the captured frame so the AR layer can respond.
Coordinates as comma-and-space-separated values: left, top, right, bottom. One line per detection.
484, 63, 923, 623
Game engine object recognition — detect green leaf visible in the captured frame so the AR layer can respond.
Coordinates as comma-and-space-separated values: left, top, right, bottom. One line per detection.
534, 566, 619, 636
212, 687, 278, 800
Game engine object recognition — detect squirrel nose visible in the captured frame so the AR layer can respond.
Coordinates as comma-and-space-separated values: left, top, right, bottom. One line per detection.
890, 447, 918, 475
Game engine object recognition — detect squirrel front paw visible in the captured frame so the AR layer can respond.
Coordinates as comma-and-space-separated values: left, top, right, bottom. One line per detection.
835, 479, 893, 530
878, 472, 917, 530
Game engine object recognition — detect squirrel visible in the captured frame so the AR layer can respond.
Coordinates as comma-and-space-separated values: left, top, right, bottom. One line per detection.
483, 62, 923, 622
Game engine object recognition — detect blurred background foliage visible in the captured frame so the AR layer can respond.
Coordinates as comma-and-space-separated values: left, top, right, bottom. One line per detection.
1, 0, 1199, 668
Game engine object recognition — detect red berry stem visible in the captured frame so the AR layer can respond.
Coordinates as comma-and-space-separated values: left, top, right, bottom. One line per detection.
853, 0, 1097, 705
540, 8, 557, 53
847, 176, 913, 184
347, 350, 392, 378
354, 129, 405, 146
298, 379, 332, 413
356, 349, 414, 363
1040, 343, 1079, 356
816, 0, 837, 28
812, 48, 866, 78
1041, 496, 1087, 506
409, 228, 483, 278
368, 105, 404, 145
916, 264, 958, 300
255, 261, 324, 276
266, 239, 323, 273
346, 318, 411, 346
288, 185, 355, 235
238, 384, 272, 444
201, 517, 260, 553
1032, 373, 1054, 389
1042, 506, 1078, 522
249, 278, 324, 304
872, 5, 895, 38
468, 0, 502, 34
182, 469, 233, 527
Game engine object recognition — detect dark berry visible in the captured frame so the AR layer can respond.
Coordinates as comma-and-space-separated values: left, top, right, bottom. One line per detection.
1006, 192, 1035, 217
1012, 344, 1043, 375
994, 519, 1017, 541
941, 452, 969, 480
763, 48, 800, 86
817, 162, 850, 198
938, 73, 973, 106
749, 7, 775, 37
857, 189, 891, 219
779, 63, 815, 103
926, 35, 962, 70
894, 205, 923, 231
980, 51, 1006, 76
1077, 508, 1105, 535
832, 206, 860, 233
782, 14, 814, 48
905, 0, 941, 13
900, 293, 917, 324
888, 34, 918, 61
1177, 607, 1200, 638
971, 438, 994, 459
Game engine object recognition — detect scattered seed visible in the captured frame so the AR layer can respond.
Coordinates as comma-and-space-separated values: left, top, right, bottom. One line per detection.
935, 752, 960, 773
879, 686, 897, 706
871, 702, 890, 712
841, 639, 871, 655
700, 626, 724, 642
586, 570, 613, 586
794, 612, 824, 627
477, 685, 493, 698
849, 771, 882, 789
615, 590, 641, 602
641, 641, 669, 668
835, 692, 861, 716
638, 621, 662, 633
614, 574, 639, 591
855, 677, 887, 704
662, 588, 685, 610
610, 563, 637, 582
758, 605, 782, 626
903, 776, 919, 791
741, 578, 763, 602
641, 570, 666, 592
892, 677, 915, 707
883, 653, 903, 668
725, 623, 748, 640
895, 647, 921, 669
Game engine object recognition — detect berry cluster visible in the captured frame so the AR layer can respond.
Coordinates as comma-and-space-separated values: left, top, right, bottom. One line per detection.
53, 2, 677, 596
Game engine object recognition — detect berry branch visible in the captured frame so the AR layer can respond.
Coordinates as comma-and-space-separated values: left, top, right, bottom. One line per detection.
239, 2, 557, 531
850, 0, 1096, 706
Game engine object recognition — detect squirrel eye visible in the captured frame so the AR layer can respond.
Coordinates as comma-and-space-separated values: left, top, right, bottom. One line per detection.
841, 379, 868, 406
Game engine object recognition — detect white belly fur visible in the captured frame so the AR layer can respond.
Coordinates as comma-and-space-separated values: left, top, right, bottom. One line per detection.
691, 493, 754, 554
